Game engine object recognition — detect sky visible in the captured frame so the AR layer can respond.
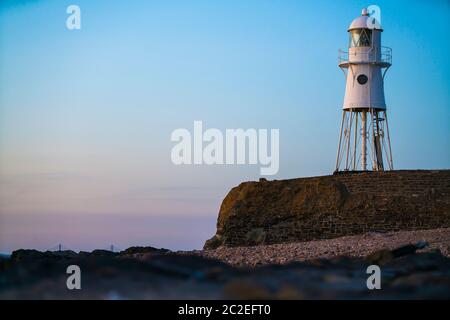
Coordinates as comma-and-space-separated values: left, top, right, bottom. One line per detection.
0, 0, 449, 252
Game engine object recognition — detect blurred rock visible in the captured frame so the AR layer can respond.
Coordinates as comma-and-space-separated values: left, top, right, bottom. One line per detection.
118, 246, 170, 257
1, 241, 449, 299
89, 250, 118, 257
366, 241, 430, 265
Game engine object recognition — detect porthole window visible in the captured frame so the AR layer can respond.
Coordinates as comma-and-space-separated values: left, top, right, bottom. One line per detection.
357, 74, 368, 85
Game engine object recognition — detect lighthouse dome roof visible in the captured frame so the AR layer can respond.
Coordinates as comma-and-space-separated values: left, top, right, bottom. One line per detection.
348, 9, 383, 31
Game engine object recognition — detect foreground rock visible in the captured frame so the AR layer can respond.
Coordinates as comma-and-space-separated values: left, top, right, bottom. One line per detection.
204, 170, 450, 249
1, 239, 450, 299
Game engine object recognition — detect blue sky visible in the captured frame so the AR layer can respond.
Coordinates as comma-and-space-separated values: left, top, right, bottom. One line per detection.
0, 0, 449, 252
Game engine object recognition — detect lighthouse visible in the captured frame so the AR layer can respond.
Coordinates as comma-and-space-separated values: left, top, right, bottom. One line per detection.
335, 8, 393, 172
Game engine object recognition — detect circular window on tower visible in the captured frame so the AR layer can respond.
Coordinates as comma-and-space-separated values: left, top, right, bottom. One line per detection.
357, 74, 368, 85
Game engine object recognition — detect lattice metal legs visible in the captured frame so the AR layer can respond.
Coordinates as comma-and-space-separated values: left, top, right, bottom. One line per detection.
335, 109, 393, 171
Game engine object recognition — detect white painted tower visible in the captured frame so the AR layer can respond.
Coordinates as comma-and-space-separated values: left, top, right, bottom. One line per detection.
335, 8, 393, 171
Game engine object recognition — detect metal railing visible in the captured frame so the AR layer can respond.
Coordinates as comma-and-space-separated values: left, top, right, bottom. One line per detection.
338, 46, 392, 66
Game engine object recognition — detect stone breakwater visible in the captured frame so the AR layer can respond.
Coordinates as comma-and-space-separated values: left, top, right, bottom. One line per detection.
204, 170, 450, 249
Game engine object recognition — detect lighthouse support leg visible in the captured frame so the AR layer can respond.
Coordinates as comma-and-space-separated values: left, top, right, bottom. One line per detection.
374, 111, 384, 171
353, 112, 358, 170
335, 111, 346, 171
384, 111, 394, 170
361, 111, 367, 171
345, 111, 353, 170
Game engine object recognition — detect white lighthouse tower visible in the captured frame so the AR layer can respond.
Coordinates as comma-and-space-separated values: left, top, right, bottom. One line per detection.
335, 8, 393, 171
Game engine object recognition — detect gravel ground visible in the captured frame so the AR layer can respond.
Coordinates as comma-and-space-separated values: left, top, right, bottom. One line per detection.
189, 228, 450, 267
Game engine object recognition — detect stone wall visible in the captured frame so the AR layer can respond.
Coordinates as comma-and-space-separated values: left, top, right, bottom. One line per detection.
204, 170, 450, 249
